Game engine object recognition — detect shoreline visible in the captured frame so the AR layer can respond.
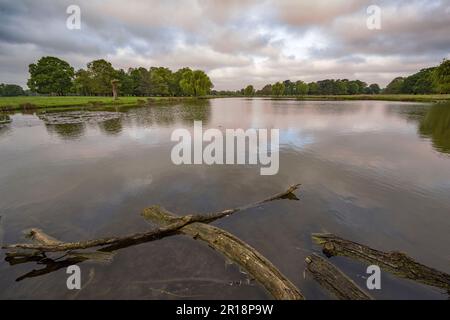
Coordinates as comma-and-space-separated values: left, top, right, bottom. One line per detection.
1, 94, 449, 112
0, 96, 208, 112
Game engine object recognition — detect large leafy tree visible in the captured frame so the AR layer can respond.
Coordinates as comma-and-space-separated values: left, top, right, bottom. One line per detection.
433, 59, 450, 94
347, 82, 359, 94
384, 77, 405, 94
308, 82, 319, 95
150, 67, 172, 96
180, 69, 213, 96
129, 67, 152, 96
368, 83, 381, 94
116, 69, 134, 96
283, 80, 295, 95
73, 69, 94, 96
244, 85, 255, 96
86, 59, 117, 95
401, 68, 435, 94
170, 68, 191, 96
271, 82, 285, 96
334, 80, 348, 95
295, 81, 309, 95
257, 84, 272, 95
28, 56, 74, 95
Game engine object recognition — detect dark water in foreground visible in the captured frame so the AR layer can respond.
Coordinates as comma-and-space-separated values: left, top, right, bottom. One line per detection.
0, 98, 449, 300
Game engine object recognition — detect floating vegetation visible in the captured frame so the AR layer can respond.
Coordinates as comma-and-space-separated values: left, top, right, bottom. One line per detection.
0, 114, 12, 125
38, 111, 122, 125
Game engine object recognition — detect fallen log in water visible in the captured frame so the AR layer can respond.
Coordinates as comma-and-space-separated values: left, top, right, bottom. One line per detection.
312, 233, 450, 292
2, 184, 303, 299
305, 253, 372, 300
142, 206, 304, 300
2, 184, 300, 253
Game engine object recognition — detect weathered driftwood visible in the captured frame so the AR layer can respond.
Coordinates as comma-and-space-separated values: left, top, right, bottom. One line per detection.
26, 228, 62, 245
2, 184, 300, 253
312, 233, 450, 291
3, 215, 199, 252
2, 184, 302, 296
142, 206, 303, 300
305, 253, 372, 300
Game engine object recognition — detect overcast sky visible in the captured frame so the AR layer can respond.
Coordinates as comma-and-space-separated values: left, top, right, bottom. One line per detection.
1, 0, 449, 90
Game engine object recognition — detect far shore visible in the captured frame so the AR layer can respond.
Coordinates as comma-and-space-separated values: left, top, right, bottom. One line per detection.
1, 94, 450, 112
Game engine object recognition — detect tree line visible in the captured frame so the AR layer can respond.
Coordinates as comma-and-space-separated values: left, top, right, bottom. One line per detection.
241, 79, 380, 97
24, 56, 213, 97
2, 58, 450, 97
222, 59, 450, 97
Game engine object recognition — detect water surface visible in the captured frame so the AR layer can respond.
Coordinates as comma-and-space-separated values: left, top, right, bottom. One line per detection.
0, 98, 449, 299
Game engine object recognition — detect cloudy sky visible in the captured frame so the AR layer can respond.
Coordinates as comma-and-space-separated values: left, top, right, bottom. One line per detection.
1, 0, 449, 90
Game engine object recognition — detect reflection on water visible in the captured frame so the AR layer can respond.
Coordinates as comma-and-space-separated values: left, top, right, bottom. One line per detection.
98, 118, 123, 136
0, 99, 449, 300
0, 113, 11, 124
46, 123, 86, 140
418, 104, 450, 154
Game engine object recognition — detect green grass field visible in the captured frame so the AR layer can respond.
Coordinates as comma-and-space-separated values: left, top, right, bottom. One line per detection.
0, 96, 154, 110
1, 94, 450, 111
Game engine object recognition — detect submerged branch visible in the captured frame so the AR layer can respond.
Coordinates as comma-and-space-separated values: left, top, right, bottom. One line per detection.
2, 184, 300, 253
312, 233, 450, 291
305, 253, 372, 300
142, 206, 304, 300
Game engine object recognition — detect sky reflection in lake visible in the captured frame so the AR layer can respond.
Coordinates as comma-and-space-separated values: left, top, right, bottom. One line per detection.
0, 99, 449, 300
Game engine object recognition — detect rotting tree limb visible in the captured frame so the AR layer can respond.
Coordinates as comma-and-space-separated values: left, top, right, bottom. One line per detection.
312, 233, 450, 291
305, 253, 372, 300
2, 184, 304, 298
142, 206, 304, 300
3, 215, 198, 252
2, 184, 301, 253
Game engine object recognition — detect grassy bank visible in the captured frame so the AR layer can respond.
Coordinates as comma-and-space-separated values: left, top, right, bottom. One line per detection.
1, 94, 450, 112
0, 96, 203, 111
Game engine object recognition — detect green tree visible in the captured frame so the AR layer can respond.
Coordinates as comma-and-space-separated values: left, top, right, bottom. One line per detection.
244, 85, 255, 96
295, 81, 309, 95
150, 67, 172, 96
433, 59, 450, 94
116, 69, 134, 96
272, 82, 285, 96
308, 82, 319, 95
86, 59, 117, 95
129, 67, 152, 96
0, 83, 25, 96
193, 70, 213, 96
402, 68, 435, 94
334, 80, 348, 95
170, 68, 190, 96
347, 81, 359, 95
27, 56, 74, 95
283, 80, 295, 95
257, 84, 272, 95
354, 80, 368, 94
316, 80, 335, 95
368, 83, 381, 94
180, 69, 213, 96
73, 69, 94, 96
384, 77, 405, 94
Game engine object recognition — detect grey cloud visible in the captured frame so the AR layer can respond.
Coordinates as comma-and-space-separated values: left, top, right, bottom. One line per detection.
0, 0, 449, 89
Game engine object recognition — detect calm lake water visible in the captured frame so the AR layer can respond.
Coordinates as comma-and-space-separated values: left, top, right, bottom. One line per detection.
0, 98, 449, 300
